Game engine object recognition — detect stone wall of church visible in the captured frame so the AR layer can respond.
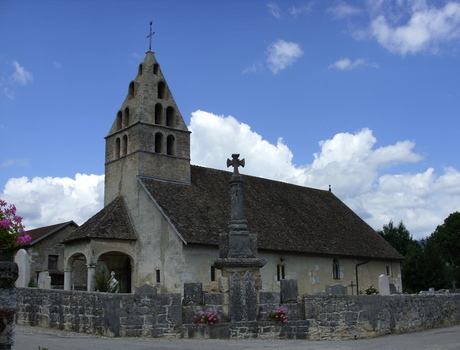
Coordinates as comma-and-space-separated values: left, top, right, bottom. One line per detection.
16, 287, 460, 340
249, 251, 402, 295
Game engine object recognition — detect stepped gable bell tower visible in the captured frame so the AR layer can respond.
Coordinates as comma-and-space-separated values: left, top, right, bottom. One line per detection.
104, 50, 191, 205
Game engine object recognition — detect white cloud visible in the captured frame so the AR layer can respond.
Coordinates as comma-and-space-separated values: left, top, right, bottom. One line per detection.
189, 111, 460, 240
3, 111, 459, 240
370, 1, 460, 55
11, 60, 33, 86
328, 57, 379, 70
328, 3, 363, 19
289, 4, 313, 16
1, 174, 104, 230
267, 2, 281, 18
1, 158, 29, 169
266, 40, 304, 74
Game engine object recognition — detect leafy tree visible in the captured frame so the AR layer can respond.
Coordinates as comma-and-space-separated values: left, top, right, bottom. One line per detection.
377, 220, 412, 256
400, 240, 425, 293
418, 236, 449, 290
429, 212, 460, 289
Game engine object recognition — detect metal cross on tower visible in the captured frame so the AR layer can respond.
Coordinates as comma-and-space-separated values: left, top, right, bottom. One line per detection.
227, 154, 245, 175
146, 21, 155, 51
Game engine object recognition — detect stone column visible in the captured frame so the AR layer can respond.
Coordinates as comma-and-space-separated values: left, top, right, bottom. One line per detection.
0, 261, 19, 350
87, 262, 96, 292
64, 267, 72, 291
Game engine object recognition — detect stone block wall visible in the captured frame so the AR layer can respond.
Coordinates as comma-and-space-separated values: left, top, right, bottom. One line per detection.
16, 287, 460, 340
17, 288, 182, 338
303, 294, 460, 340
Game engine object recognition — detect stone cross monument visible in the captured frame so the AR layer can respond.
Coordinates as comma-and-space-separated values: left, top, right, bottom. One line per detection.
214, 154, 266, 275
214, 155, 266, 322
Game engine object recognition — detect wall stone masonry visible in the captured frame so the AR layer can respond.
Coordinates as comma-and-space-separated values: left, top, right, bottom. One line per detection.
16, 286, 460, 340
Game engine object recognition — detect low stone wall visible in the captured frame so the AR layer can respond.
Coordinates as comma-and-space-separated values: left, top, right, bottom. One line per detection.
304, 294, 460, 340
16, 288, 460, 340
17, 288, 182, 338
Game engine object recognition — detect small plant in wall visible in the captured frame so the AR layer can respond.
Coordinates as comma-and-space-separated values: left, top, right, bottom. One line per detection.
192, 310, 221, 324
365, 286, 378, 295
267, 306, 288, 322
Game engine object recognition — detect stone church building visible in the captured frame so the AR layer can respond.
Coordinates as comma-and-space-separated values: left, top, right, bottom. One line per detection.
61, 50, 403, 295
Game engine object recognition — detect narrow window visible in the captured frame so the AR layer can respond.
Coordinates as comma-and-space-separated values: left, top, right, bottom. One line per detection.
115, 138, 121, 158
116, 111, 122, 130
123, 107, 130, 127
277, 264, 285, 281
166, 107, 175, 127
128, 81, 135, 99
153, 63, 159, 75
138, 63, 143, 75
333, 258, 340, 280
156, 269, 161, 283
155, 103, 163, 125
166, 135, 175, 155
48, 255, 58, 270
155, 132, 163, 153
122, 135, 128, 156
210, 265, 216, 282
386, 266, 391, 276
157, 81, 165, 99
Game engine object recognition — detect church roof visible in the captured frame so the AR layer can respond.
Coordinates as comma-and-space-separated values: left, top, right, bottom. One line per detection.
26, 221, 78, 245
139, 165, 403, 260
63, 196, 137, 243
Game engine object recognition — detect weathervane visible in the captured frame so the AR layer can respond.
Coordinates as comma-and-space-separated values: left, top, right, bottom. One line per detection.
146, 21, 155, 51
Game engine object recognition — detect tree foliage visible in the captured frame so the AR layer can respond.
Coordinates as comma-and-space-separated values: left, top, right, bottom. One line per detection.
378, 212, 460, 293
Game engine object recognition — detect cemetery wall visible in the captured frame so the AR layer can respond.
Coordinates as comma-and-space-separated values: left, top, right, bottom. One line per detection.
16, 287, 460, 340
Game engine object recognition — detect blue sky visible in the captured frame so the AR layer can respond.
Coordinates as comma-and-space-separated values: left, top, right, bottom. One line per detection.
1, 0, 460, 240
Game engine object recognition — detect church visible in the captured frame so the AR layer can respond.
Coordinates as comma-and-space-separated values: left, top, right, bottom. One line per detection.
61, 49, 403, 295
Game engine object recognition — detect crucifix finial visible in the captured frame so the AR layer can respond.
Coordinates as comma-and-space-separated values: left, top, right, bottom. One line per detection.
146, 21, 155, 51
227, 154, 245, 175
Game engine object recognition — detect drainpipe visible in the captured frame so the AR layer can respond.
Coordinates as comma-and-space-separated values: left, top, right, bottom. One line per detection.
355, 260, 370, 295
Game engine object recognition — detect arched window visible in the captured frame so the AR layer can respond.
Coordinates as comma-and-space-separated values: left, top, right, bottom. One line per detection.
116, 111, 122, 130
167, 135, 175, 155
128, 81, 135, 99
153, 63, 159, 75
115, 138, 121, 159
154, 103, 163, 125
157, 81, 165, 99
123, 107, 130, 127
155, 132, 163, 153
122, 135, 128, 156
277, 264, 285, 281
333, 258, 340, 280
138, 63, 143, 76
166, 107, 175, 127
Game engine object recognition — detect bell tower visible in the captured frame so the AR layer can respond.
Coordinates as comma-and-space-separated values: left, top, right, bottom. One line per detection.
104, 50, 191, 205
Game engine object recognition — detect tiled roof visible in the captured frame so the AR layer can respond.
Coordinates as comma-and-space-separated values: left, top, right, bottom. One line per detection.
140, 165, 403, 260
62, 196, 137, 243
26, 221, 78, 245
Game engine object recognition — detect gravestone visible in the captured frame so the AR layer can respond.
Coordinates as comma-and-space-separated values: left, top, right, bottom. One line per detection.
183, 281, 203, 305
326, 284, 348, 295
280, 279, 299, 302
38, 271, 51, 289
14, 249, 30, 288
378, 274, 390, 295
229, 271, 257, 322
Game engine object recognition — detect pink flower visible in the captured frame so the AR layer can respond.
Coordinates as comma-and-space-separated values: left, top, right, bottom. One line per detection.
0, 219, 10, 229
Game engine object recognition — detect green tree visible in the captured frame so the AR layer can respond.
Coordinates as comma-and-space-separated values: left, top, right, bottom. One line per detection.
419, 236, 449, 290
429, 212, 460, 289
377, 220, 412, 256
